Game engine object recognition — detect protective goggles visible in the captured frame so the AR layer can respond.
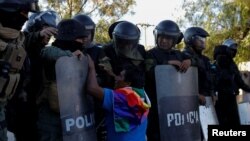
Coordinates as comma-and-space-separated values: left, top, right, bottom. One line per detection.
29, 1, 40, 12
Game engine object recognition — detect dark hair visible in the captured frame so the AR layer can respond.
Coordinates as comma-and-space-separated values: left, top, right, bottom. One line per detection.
123, 66, 145, 88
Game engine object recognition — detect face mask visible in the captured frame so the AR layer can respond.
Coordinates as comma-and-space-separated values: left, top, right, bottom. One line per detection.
226, 48, 237, 58
216, 55, 231, 68
0, 11, 28, 30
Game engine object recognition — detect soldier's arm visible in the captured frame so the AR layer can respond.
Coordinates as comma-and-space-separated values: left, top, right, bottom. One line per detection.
24, 31, 43, 53
145, 51, 157, 72
87, 55, 104, 101
40, 47, 72, 61
182, 50, 198, 66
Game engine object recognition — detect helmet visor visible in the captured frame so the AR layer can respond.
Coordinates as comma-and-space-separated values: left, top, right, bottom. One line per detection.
29, 1, 39, 12
114, 37, 143, 60
195, 35, 206, 43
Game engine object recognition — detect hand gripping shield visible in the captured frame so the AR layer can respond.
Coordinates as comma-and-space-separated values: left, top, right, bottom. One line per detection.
155, 65, 201, 141
56, 56, 97, 141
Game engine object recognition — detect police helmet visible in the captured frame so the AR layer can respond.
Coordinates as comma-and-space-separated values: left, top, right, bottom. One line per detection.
112, 21, 141, 57
112, 21, 140, 41
108, 21, 125, 39
24, 10, 60, 32
73, 14, 95, 41
222, 39, 238, 50
0, 0, 40, 13
153, 20, 183, 45
184, 27, 209, 45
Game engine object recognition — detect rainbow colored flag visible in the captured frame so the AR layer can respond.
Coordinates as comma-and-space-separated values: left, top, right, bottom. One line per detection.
113, 87, 151, 132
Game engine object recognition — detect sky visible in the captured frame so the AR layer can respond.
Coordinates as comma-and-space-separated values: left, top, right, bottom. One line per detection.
39, 0, 185, 47
120, 0, 184, 47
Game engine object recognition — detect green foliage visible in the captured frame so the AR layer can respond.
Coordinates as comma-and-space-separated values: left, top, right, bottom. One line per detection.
43, 0, 136, 45
178, 0, 250, 63
45, 0, 135, 19
94, 19, 113, 44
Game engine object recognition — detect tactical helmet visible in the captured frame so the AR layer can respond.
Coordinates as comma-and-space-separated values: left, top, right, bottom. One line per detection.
113, 21, 140, 41
222, 39, 238, 50
56, 19, 90, 41
0, 0, 40, 13
153, 20, 183, 45
108, 21, 125, 39
184, 27, 209, 45
223, 39, 238, 58
112, 21, 142, 59
24, 10, 60, 32
73, 14, 95, 41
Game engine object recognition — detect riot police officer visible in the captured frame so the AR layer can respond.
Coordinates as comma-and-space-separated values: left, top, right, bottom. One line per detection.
100, 21, 146, 141
6, 10, 59, 141
213, 40, 250, 125
73, 14, 108, 85
37, 19, 89, 141
0, 0, 39, 140
145, 20, 191, 141
183, 27, 213, 104
73, 14, 110, 141
102, 21, 146, 88
182, 26, 213, 140
23, 10, 59, 95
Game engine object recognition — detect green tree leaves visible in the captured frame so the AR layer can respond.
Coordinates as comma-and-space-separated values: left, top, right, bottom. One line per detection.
178, 0, 250, 63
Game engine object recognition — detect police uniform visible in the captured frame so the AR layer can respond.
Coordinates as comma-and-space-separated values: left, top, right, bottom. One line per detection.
0, 1, 39, 140
213, 45, 250, 125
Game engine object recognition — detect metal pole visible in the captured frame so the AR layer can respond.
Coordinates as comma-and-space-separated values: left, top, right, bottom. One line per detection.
136, 23, 154, 48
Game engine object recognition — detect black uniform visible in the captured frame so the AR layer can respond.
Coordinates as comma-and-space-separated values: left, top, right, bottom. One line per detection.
103, 43, 146, 88
183, 47, 213, 97
145, 47, 190, 141
214, 54, 250, 125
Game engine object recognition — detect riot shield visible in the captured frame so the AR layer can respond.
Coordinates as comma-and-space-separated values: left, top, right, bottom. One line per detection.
155, 65, 201, 141
236, 94, 250, 104
237, 102, 250, 125
199, 97, 218, 141
56, 56, 97, 141
237, 94, 250, 125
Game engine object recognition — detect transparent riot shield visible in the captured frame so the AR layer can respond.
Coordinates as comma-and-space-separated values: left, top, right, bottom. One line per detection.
237, 94, 250, 125
199, 97, 219, 141
155, 65, 201, 141
56, 56, 97, 141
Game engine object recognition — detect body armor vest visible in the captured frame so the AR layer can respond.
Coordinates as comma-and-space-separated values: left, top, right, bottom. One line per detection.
0, 32, 26, 101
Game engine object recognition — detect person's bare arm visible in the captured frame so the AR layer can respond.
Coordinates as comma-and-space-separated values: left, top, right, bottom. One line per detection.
86, 55, 104, 101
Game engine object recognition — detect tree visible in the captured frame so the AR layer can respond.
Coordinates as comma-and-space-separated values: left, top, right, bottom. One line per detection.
41, 0, 136, 44
177, 0, 250, 63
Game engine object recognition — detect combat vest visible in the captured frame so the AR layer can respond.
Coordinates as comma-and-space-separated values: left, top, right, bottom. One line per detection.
0, 24, 26, 101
